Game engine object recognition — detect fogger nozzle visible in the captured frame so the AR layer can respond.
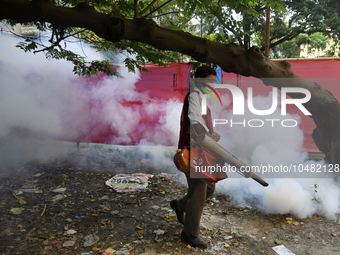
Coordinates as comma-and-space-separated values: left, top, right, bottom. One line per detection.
196, 133, 269, 187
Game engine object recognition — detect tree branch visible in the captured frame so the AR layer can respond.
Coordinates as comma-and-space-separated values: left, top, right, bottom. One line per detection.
208, 7, 244, 46
139, 0, 158, 16
134, 0, 139, 18
147, 11, 180, 19
0, 0, 293, 75
143, 0, 173, 18
259, 34, 295, 51
34, 29, 86, 53
263, 27, 333, 52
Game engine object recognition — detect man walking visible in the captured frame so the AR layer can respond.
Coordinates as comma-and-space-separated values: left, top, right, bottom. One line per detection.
171, 66, 221, 248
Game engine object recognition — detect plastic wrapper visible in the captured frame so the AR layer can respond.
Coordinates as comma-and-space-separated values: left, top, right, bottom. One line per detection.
105, 173, 153, 193
272, 245, 296, 255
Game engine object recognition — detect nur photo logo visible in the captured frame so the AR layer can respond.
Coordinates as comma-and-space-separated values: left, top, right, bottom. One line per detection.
199, 82, 311, 128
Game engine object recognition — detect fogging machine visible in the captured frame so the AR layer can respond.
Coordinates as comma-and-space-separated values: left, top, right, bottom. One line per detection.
174, 133, 268, 187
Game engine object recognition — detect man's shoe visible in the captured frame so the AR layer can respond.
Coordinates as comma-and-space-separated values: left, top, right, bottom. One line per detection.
170, 200, 184, 224
180, 231, 208, 248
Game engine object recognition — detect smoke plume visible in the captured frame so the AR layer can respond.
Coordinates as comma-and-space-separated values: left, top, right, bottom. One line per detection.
212, 87, 340, 220
0, 30, 181, 166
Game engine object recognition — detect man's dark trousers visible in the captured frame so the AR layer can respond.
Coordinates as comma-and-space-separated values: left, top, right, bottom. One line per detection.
176, 175, 215, 237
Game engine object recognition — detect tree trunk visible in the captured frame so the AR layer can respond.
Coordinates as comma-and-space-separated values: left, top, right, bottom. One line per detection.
1, 0, 340, 163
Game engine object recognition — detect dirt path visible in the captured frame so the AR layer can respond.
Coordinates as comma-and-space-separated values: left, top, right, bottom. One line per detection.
0, 145, 339, 255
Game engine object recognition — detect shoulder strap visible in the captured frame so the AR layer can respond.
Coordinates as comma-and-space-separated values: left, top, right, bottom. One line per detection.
203, 112, 213, 135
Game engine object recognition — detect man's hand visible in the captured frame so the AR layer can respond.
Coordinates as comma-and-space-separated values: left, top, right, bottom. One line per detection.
192, 124, 220, 142
211, 132, 220, 142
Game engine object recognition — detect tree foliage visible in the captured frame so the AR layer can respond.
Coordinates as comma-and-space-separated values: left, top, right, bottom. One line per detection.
2, 0, 340, 74
0, 0, 285, 75
3, 0, 340, 73
261, 0, 340, 55
255, 32, 332, 59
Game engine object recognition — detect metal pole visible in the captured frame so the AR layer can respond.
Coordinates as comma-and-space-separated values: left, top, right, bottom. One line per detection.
265, 6, 271, 57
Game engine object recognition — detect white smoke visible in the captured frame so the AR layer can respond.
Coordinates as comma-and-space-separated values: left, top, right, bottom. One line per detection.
0, 31, 181, 165
212, 87, 340, 220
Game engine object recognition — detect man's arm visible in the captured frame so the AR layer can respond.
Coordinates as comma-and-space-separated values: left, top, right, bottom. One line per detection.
188, 92, 210, 132
189, 92, 220, 142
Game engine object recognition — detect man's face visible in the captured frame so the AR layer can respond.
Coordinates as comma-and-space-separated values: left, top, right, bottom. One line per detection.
205, 74, 216, 84
196, 74, 216, 88
192, 72, 217, 92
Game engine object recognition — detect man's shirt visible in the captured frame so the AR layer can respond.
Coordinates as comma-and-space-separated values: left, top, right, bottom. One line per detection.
188, 88, 210, 133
